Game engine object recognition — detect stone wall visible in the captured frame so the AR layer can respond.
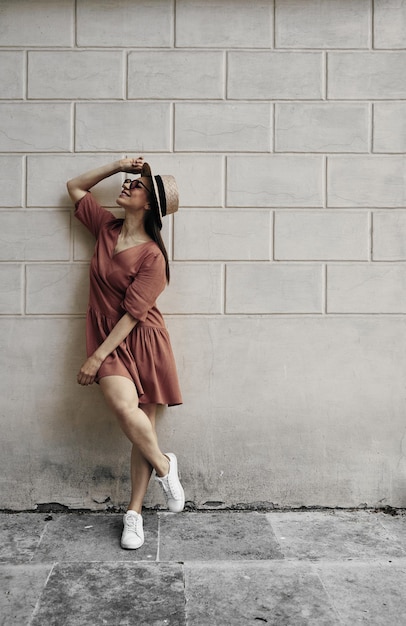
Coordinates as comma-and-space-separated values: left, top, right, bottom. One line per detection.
1, 0, 406, 510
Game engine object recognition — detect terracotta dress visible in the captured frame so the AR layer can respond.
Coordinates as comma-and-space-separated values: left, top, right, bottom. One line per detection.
75, 192, 182, 406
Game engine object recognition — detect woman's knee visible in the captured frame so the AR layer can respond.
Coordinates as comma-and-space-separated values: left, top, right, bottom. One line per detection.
99, 377, 139, 425
112, 398, 137, 424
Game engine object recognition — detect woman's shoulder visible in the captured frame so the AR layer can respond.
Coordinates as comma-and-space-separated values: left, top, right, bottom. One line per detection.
75, 192, 117, 237
145, 240, 161, 253
75, 191, 114, 217
143, 241, 165, 261
133, 242, 166, 274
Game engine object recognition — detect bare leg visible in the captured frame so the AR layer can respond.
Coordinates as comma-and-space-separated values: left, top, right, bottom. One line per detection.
128, 403, 158, 514
99, 376, 169, 483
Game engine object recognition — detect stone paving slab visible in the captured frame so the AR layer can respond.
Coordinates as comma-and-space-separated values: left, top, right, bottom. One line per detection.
29, 562, 186, 626
314, 559, 406, 626
0, 564, 52, 626
184, 561, 338, 625
0, 514, 48, 564
267, 510, 406, 560
159, 511, 283, 561
31, 513, 158, 563
315, 560, 406, 625
374, 511, 406, 551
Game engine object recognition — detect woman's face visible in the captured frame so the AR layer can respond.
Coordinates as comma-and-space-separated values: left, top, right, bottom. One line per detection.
116, 177, 151, 211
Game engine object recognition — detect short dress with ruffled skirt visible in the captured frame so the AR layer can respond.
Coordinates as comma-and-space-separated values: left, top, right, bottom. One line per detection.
75, 192, 182, 407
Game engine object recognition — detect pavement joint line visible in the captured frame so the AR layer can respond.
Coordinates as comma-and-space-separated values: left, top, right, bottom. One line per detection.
31, 517, 51, 563
313, 568, 345, 626
4, 558, 406, 566
156, 511, 161, 562
27, 561, 55, 626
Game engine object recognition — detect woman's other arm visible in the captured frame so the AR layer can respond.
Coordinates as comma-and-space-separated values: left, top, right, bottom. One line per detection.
77, 312, 139, 386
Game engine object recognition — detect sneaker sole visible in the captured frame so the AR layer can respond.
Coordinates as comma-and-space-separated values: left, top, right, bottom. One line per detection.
166, 453, 185, 513
121, 539, 144, 550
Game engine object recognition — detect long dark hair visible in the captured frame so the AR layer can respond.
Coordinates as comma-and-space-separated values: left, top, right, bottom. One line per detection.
144, 206, 170, 283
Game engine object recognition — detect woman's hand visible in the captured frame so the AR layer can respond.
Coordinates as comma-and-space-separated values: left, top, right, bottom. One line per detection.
119, 156, 144, 174
77, 314, 138, 387
77, 354, 103, 386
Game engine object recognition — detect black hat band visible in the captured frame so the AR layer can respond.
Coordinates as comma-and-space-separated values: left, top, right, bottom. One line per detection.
155, 175, 167, 217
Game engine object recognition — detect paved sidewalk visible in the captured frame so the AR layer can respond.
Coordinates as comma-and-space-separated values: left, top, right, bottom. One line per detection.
1, 509, 406, 625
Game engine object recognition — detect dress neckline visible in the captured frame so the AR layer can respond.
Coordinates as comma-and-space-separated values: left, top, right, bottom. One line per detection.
112, 240, 154, 258
112, 222, 154, 258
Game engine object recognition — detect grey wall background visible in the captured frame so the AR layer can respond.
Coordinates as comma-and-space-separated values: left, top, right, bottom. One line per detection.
1, 0, 406, 510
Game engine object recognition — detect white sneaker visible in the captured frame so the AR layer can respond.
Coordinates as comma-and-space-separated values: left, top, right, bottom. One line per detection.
121, 510, 144, 550
155, 453, 185, 513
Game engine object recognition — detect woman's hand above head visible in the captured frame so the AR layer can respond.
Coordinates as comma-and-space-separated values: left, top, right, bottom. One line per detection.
77, 353, 103, 386
119, 156, 144, 174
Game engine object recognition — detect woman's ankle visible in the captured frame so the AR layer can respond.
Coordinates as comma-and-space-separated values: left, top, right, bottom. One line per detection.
127, 505, 142, 515
155, 454, 170, 478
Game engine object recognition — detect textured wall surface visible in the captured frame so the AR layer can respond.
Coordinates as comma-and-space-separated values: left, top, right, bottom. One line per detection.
1, 0, 406, 510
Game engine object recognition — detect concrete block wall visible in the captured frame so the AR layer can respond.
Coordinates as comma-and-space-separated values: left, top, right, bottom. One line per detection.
1, 0, 406, 510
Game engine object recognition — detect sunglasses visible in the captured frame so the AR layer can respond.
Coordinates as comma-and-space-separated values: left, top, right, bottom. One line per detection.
123, 179, 150, 193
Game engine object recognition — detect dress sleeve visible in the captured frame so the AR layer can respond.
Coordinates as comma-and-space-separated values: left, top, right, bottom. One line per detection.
121, 250, 167, 322
74, 192, 115, 238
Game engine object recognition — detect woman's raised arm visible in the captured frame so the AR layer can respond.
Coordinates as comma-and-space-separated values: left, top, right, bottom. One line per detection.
66, 157, 144, 204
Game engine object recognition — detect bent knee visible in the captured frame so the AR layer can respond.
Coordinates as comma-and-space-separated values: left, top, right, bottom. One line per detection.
111, 400, 137, 424
99, 376, 140, 421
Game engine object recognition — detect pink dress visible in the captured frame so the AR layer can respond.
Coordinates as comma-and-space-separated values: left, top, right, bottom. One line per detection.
75, 193, 182, 406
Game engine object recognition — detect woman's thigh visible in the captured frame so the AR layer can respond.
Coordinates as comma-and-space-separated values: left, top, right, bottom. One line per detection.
99, 375, 139, 416
99, 376, 158, 426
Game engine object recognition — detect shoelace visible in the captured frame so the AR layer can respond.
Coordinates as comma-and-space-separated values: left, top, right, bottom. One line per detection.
126, 515, 142, 535
159, 475, 181, 500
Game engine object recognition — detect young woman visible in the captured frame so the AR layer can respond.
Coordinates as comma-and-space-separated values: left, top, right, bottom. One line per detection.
67, 156, 184, 550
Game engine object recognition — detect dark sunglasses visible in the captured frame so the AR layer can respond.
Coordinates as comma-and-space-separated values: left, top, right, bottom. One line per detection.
123, 178, 150, 193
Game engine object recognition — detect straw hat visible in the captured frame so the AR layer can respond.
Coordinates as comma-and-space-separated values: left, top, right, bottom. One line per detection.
141, 162, 179, 228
